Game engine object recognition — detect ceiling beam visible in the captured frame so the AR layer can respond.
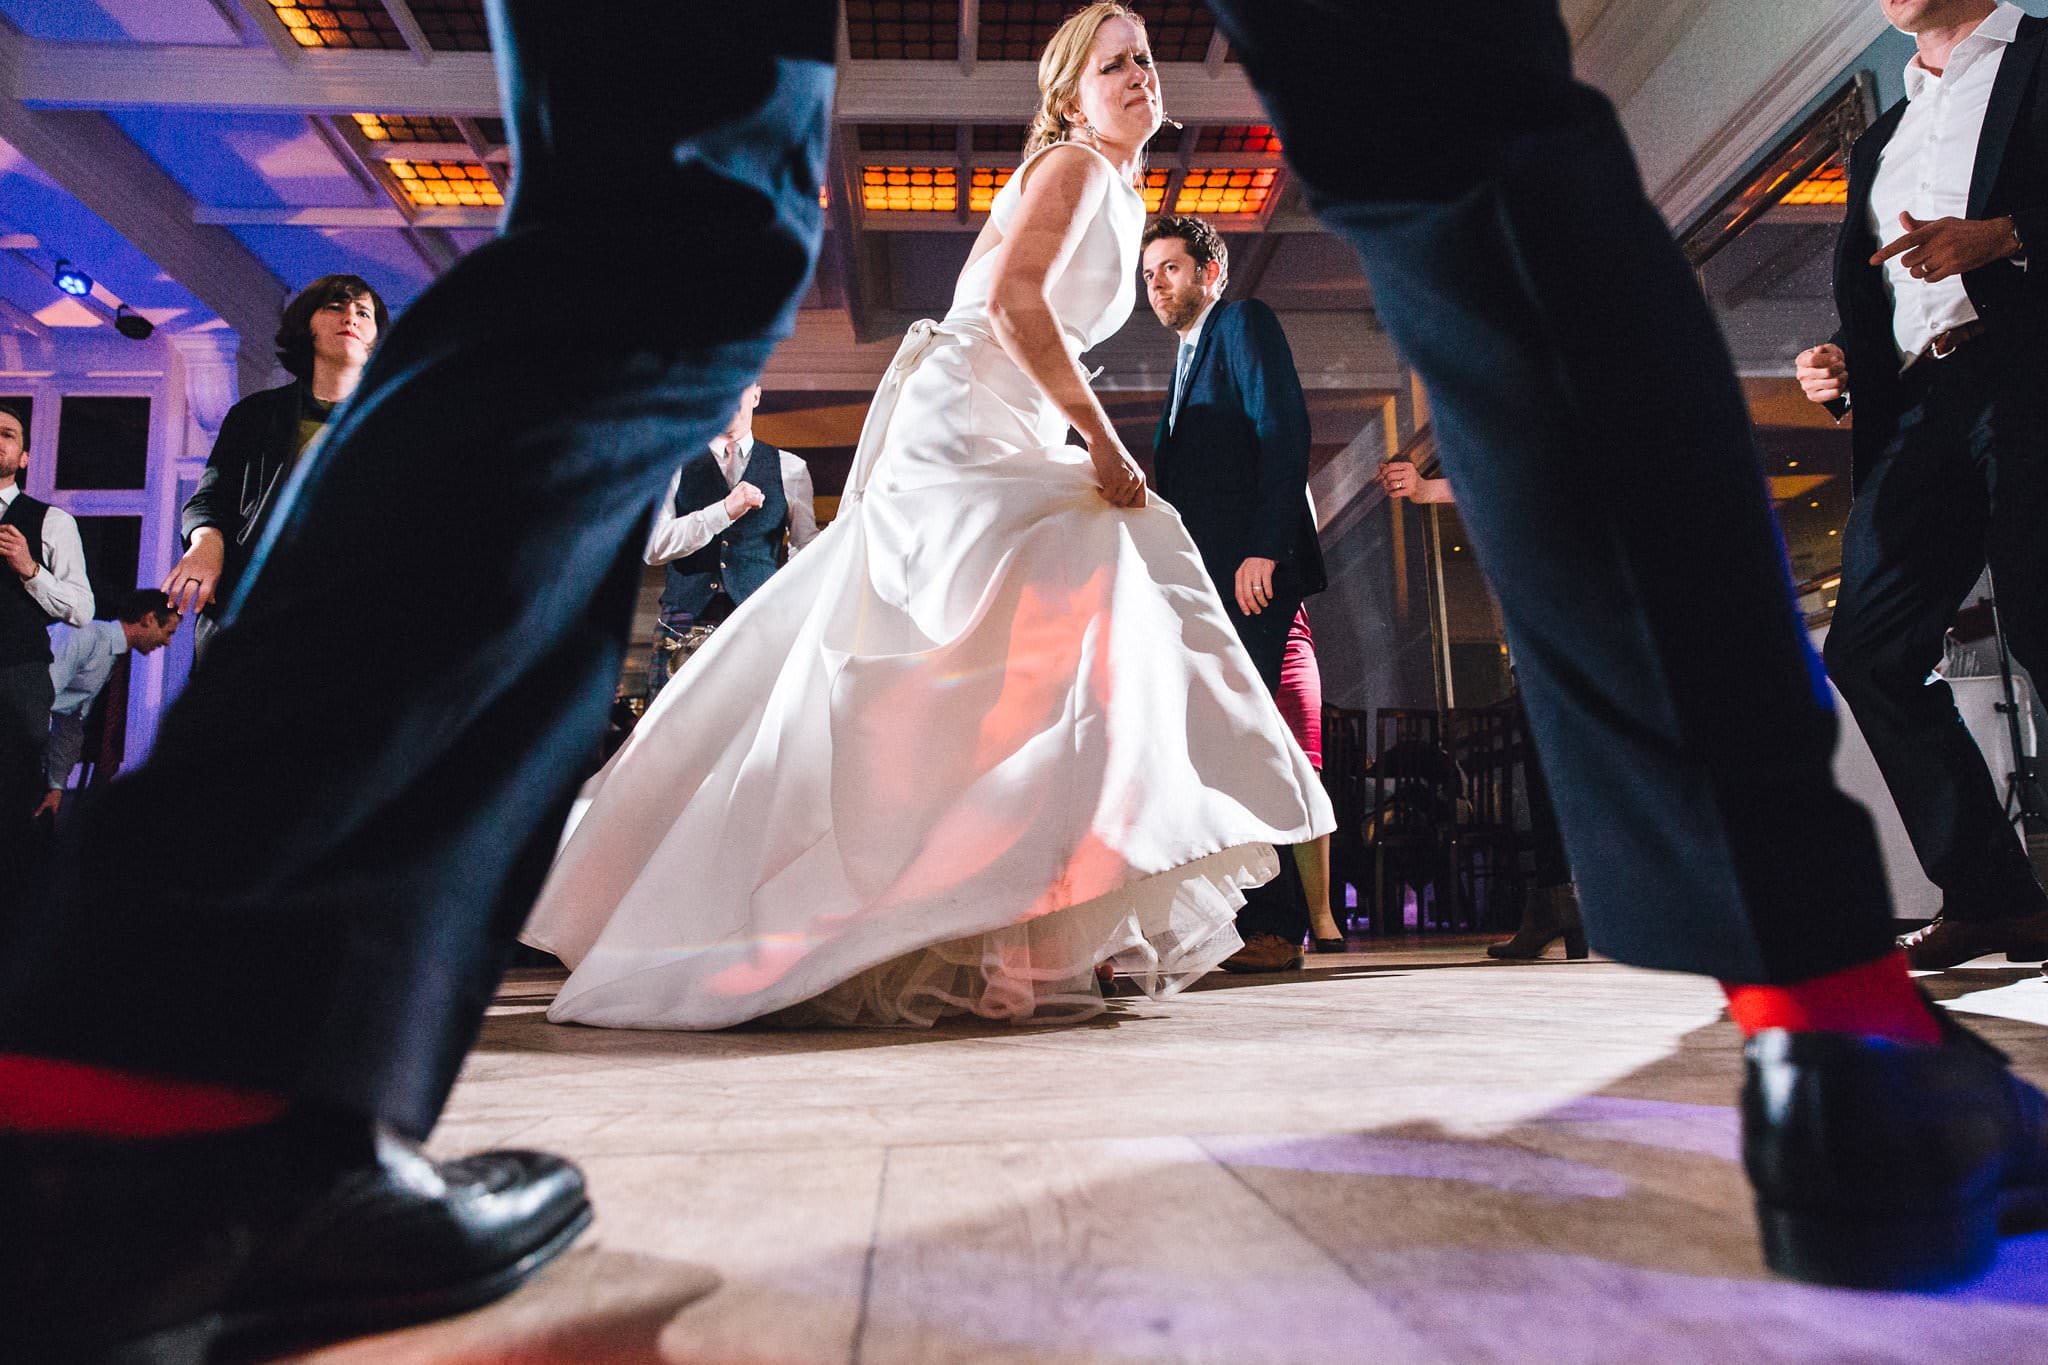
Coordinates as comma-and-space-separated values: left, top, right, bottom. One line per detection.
763, 308, 1405, 393
958, 0, 979, 76
196, 205, 497, 228
379, 0, 436, 65
8, 39, 1266, 122
231, 0, 303, 64
0, 28, 286, 395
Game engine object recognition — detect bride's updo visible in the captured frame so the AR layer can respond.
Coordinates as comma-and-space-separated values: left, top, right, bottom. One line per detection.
1023, 3, 1150, 163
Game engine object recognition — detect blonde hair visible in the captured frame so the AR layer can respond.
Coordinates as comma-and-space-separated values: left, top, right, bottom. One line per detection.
1022, 3, 1150, 179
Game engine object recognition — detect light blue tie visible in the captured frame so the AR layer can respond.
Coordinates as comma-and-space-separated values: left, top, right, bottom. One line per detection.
1169, 339, 1195, 432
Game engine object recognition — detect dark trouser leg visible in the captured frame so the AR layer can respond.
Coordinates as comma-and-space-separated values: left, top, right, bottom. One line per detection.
1230, 591, 1310, 941
0, 1, 838, 1138
1206, 0, 1891, 982
1513, 690, 1571, 889
1822, 353, 2046, 920
0, 661, 52, 895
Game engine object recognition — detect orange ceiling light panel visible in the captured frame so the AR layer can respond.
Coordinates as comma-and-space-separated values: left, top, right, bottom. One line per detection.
351, 114, 464, 143
388, 160, 504, 209
408, 0, 491, 52
1141, 2, 1218, 61
862, 165, 959, 213
1140, 167, 1171, 213
1780, 162, 1850, 207
979, 0, 1212, 60
857, 124, 958, 152
846, 0, 961, 60
1174, 167, 1278, 216
968, 166, 1015, 214
1195, 124, 1283, 154
266, 1, 406, 50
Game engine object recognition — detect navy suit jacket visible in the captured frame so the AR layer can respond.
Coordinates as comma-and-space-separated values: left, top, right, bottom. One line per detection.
1151, 297, 1326, 600
1829, 13, 2048, 489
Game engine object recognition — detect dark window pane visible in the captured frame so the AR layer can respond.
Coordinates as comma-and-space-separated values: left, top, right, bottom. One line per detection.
72, 514, 141, 619
56, 396, 150, 491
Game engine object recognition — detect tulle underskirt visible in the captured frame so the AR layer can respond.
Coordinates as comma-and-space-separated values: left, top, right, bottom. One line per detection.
759, 843, 1271, 1028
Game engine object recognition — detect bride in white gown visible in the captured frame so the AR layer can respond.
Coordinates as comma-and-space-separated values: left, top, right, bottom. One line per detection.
522, 2, 1334, 1030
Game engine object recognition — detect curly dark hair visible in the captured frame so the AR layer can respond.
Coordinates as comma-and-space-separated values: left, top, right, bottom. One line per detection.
275, 274, 388, 381
1141, 214, 1229, 285
116, 588, 177, 625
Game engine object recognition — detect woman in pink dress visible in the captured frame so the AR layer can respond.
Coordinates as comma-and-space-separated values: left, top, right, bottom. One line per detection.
1277, 606, 1346, 952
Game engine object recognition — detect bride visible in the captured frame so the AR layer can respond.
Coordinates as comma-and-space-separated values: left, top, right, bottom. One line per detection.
522, 2, 1333, 1030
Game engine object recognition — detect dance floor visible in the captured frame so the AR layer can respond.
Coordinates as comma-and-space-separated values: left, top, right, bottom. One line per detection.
289, 941, 2048, 1364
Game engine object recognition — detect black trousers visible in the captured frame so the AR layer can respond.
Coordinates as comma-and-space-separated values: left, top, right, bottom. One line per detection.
0, 1, 838, 1138
0, 659, 52, 896
1823, 344, 2048, 921
1207, 0, 1894, 981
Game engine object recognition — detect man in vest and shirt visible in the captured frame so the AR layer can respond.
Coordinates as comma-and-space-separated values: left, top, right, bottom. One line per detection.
644, 383, 818, 695
0, 401, 93, 884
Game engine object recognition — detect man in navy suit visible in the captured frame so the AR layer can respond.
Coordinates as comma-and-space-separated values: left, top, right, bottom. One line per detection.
1143, 214, 1327, 972
1796, 0, 2048, 970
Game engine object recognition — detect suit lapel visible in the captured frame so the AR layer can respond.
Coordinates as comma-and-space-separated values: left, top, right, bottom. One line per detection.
1968, 20, 2046, 219
1155, 298, 1232, 454
1183, 299, 1229, 412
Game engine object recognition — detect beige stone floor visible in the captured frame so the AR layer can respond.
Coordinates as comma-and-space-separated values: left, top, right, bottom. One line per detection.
289, 941, 2048, 1364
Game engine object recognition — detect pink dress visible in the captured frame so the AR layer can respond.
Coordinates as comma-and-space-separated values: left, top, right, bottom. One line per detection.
1276, 606, 1322, 771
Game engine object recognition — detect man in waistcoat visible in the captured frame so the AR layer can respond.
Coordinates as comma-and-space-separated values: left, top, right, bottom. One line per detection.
644, 383, 818, 695
0, 401, 93, 886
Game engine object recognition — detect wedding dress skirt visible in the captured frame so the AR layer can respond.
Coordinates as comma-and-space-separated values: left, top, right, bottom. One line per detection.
522, 148, 1333, 1030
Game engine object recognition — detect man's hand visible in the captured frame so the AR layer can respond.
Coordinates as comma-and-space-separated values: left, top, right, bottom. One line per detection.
1872, 212, 2023, 284
722, 481, 766, 520
0, 524, 35, 579
161, 528, 226, 615
1235, 556, 1278, 616
1379, 461, 1421, 501
32, 789, 60, 820
1795, 343, 1849, 406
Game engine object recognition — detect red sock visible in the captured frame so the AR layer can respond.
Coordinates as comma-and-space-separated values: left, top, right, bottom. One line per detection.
1721, 950, 1942, 1046
0, 1055, 288, 1138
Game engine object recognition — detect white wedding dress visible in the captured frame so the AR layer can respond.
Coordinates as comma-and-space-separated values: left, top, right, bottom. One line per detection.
523, 142, 1334, 1030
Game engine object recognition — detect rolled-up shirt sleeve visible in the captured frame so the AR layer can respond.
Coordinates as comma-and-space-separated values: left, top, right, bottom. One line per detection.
782, 453, 819, 552
23, 505, 93, 627
644, 468, 734, 565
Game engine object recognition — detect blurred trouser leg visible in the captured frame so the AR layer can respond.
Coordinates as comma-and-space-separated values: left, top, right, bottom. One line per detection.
1206, 0, 1893, 982
0, 1, 838, 1138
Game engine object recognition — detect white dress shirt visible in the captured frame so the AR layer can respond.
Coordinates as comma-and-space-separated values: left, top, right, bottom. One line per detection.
45, 616, 125, 788
0, 482, 94, 627
1869, 1, 2026, 367
643, 433, 820, 565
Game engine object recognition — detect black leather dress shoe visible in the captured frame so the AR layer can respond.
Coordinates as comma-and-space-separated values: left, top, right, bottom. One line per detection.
1742, 1017, 2048, 1289
1897, 907, 2048, 968
3, 1113, 591, 1364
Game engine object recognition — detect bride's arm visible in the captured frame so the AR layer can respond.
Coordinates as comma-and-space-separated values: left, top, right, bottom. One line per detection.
985, 146, 1145, 507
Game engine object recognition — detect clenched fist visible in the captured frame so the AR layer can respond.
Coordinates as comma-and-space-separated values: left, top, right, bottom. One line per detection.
1795, 343, 1848, 406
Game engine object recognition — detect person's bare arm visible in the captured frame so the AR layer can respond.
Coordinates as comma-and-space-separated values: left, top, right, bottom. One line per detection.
984, 146, 1145, 508
1379, 461, 1454, 504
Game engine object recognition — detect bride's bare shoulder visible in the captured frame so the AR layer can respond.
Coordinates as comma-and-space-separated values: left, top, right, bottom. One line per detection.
1012, 141, 1114, 206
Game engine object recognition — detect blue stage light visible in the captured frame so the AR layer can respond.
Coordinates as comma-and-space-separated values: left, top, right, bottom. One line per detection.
53, 260, 92, 297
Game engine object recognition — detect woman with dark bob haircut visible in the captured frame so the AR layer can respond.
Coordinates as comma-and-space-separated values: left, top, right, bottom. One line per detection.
162, 274, 386, 645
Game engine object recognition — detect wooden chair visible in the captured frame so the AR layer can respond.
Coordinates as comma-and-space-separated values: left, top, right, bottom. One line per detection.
1367, 707, 1459, 933
75, 651, 132, 787
1447, 701, 1524, 933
